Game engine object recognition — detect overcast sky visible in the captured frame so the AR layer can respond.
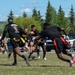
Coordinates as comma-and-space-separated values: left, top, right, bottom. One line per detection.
0, 0, 75, 21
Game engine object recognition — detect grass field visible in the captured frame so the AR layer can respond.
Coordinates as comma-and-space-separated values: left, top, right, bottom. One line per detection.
0, 52, 75, 75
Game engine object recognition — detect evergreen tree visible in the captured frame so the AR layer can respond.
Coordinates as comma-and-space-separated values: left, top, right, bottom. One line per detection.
8, 10, 14, 18
57, 6, 68, 33
32, 7, 38, 20
37, 10, 44, 24
69, 5, 75, 33
23, 12, 27, 18
45, 1, 57, 26
37, 10, 41, 21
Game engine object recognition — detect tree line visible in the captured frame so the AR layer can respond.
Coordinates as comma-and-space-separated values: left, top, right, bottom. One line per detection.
2, 1, 75, 34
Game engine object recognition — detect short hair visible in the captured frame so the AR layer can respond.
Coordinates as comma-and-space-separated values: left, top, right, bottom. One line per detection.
43, 23, 50, 27
43, 23, 50, 29
24, 26, 27, 29
31, 25, 35, 28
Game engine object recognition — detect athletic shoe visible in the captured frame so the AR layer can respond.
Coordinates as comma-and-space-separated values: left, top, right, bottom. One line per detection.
70, 60, 74, 67
12, 62, 17, 66
43, 57, 47, 60
37, 56, 40, 59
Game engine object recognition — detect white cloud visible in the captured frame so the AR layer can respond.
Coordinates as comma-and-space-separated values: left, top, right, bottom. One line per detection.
20, 8, 32, 13
14, 14, 20, 17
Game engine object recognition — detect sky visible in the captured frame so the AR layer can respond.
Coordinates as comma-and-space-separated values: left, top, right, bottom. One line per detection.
0, 0, 75, 21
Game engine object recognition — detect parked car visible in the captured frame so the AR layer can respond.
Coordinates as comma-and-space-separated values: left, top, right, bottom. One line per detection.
45, 37, 55, 52
68, 34, 75, 51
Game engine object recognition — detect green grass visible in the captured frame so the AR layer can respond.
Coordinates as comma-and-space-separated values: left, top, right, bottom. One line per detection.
0, 52, 75, 75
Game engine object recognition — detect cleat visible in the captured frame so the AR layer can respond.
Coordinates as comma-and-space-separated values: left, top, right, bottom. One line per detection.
12, 62, 17, 66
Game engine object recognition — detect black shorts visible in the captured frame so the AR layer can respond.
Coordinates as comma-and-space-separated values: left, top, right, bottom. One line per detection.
10, 40, 20, 48
55, 38, 67, 54
38, 42, 44, 47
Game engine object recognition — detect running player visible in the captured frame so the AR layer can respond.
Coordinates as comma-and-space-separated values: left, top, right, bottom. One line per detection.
41, 23, 75, 67
1, 17, 30, 66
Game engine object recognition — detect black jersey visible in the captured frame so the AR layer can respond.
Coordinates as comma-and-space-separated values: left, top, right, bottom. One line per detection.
31, 29, 39, 36
41, 26, 62, 40
1, 23, 25, 40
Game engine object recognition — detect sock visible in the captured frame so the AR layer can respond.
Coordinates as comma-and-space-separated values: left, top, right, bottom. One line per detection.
21, 55, 30, 66
28, 53, 32, 59
37, 49, 40, 57
21, 55, 26, 60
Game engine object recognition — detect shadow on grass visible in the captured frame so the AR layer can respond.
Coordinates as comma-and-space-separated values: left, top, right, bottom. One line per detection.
29, 59, 38, 61
0, 64, 16, 66
40, 65, 66, 67
29, 64, 68, 67
0, 63, 68, 67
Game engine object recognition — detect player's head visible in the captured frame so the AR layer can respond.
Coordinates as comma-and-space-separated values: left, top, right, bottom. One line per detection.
24, 26, 28, 33
31, 25, 36, 31
43, 22, 50, 29
8, 17, 13, 24
31, 25, 35, 28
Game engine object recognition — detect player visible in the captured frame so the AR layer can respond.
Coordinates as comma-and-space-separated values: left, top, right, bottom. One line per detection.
41, 23, 75, 67
1, 17, 30, 66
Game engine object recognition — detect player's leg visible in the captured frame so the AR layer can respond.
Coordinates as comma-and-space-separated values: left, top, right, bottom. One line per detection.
62, 50, 75, 59
55, 50, 73, 67
14, 46, 30, 66
12, 49, 17, 65
41, 44, 47, 60
28, 41, 36, 59
36, 46, 40, 59
28, 46, 36, 59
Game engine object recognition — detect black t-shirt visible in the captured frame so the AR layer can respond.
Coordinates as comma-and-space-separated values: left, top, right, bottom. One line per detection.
31, 29, 39, 36
28, 29, 39, 41
1, 23, 25, 40
41, 26, 62, 40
